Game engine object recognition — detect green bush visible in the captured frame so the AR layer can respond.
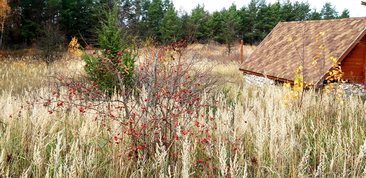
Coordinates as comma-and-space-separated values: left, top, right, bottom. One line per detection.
83, 2, 136, 95
84, 50, 135, 95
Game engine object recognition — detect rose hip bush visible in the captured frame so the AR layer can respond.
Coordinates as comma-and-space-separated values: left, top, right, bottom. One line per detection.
44, 41, 218, 167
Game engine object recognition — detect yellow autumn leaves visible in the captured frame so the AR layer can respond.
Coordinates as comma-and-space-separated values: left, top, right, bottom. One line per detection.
283, 56, 346, 107
283, 31, 346, 107
0, 0, 10, 21
68, 37, 83, 57
283, 66, 304, 107
324, 58, 346, 104
0, 0, 10, 47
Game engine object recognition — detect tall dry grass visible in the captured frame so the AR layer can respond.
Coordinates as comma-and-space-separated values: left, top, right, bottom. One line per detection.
1, 45, 366, 177
0, 56, 84, 94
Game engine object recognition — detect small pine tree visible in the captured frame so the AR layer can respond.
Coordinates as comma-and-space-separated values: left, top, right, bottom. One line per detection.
84, 2, 136, 96
98, 6, 126, 52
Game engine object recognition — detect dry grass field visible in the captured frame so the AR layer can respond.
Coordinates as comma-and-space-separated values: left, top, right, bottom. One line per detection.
1, 44, 366, 177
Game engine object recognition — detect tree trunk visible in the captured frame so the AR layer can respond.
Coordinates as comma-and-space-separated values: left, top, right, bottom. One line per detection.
227, 43, 232, 55
0, 21, 4, 48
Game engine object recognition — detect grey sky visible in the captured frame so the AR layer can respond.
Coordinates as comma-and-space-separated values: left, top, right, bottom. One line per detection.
172, 0, 366, 17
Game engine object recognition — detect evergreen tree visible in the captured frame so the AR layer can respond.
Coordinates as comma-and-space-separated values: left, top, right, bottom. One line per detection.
4, 0, 22, 46
60, 0, 103, 45
221, 4, 241, 53
239, 0, 259, 44
0, 0, 352, 48
292, 1, 311, 21
180, 11, 190, 40
321, 2, 338, 20
146, 0, 164, 41
120, 0, 132, 27
255, 3, 273, 41
187, 4, 209, 43
162, 0, 171, 12
139, 0, 151, 40
159, 4, 181, 44
339, 9, 350, 19
280, 0, 295, 21
309, 9, 322, 20
127, 0, 142, 37
20, 0, 44, 45
98, 3, 126, 53
207, 11, 224, 43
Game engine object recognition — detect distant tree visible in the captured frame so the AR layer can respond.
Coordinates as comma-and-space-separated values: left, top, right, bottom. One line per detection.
187, 4, 209, 43
139, 0, 151, 40
120, 0, 132, 27
339, 9, 350, 19
38, 0, 65, 63
4, 0, 22, 46
207, 11, 224, 43
254, 1, 274, 41
321, 2, 338, 20
0, 0, 351, 49
239, 0, 259, 44
180, 11, 190, 40
162, 0, 172, 12
38, 24, 65, 64
309, 9, 322, 20
269, 2, 281, 22
292, 1, 311, 21
20, 0, 44, 45
146, 0, 164, 41
0, 0, 11, 48
60, 0, 103, 45
221, 4, 241, 53
279, 1, 310, 21
159, 4, 181, 44
280, 0, 295, 21
128, 0, 142, 37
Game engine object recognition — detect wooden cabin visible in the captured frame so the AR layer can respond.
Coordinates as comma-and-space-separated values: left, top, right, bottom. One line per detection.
239, 17, 366, 88
342, 35, 366, 84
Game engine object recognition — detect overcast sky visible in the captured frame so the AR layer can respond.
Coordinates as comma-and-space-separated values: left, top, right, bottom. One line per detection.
172, 0, 366, 17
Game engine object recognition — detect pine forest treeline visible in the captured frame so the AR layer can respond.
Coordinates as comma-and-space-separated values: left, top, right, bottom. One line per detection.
1, 0, 350, 49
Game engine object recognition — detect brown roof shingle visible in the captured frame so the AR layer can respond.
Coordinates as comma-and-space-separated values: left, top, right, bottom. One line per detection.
239, 17, 366, 86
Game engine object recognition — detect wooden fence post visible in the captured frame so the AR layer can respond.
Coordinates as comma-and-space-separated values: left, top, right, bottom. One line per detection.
364, 43, 366, 89
240, 40, 244, 64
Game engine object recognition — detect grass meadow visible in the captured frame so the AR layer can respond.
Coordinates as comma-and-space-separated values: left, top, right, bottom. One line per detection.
1, 44, 366, 177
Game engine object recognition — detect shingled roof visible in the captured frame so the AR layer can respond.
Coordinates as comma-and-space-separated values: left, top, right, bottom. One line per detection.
239, 17, 366, 86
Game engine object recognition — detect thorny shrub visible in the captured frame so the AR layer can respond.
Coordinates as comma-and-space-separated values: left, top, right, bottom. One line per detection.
44, 40, 218, 170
